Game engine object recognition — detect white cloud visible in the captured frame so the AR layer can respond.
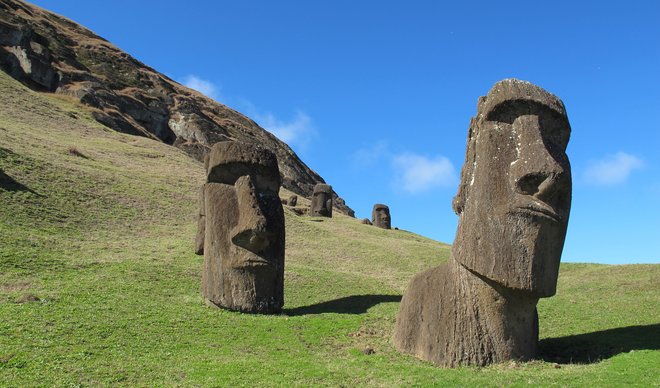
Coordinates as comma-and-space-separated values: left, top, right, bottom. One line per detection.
584, 152, 644, 185
349, 140, 389, 167
182, 75, 222, 101
254, 110, 316, 150
392, 152, 456, 194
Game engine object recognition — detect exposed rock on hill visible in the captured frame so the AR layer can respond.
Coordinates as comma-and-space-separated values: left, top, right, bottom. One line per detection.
0, 0, 354, 216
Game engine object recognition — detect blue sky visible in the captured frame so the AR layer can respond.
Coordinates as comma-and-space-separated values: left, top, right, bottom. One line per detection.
30, 1, 659, 264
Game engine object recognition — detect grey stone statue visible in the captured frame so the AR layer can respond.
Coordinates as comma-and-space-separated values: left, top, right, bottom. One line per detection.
372, 204, 391, 229
195, 141, 285, 313
310, 183, 333, 217
393, 79, 572, 367
287, 194, 298, 207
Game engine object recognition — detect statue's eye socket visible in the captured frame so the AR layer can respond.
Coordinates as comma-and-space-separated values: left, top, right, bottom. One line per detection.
486, 101, 570, 153
542, 123, 570, 152
207, 163, 279, 192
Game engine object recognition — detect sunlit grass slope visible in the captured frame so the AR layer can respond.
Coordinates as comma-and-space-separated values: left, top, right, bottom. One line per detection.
1, 71, 658, 386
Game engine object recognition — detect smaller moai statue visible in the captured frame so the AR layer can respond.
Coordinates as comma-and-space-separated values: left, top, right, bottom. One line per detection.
361, 218, 372, 225
195, 141, 285, 314
310, 183, 332, 217
371, 204, 391, 229
288, 195, 298, 207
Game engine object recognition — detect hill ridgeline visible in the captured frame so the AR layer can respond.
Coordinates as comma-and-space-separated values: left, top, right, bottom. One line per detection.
0, 0, 354, 216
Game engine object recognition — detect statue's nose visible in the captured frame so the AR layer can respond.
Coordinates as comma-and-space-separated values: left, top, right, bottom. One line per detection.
231, 175, 271, 252
510, 115, 571, 212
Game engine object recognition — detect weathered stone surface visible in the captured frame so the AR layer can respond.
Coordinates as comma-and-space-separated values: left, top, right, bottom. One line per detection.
287, 195, 298, 207
361, 218, 372, 225
372, 204, 391, 229
394, 79, 572, 367
310, 183, 332, 217
0, 0, 355, 216
199, 142, 285, 313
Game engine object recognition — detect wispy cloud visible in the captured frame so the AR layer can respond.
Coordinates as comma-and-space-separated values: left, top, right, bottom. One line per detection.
349, 140, 389, 167
584, 151, 644, 186
253, 110, 317, 151
392, 152, 456, 194
182, 75, 222, 101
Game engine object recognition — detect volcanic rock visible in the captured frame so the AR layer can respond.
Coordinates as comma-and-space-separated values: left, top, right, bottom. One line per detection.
0, 0, 354, 215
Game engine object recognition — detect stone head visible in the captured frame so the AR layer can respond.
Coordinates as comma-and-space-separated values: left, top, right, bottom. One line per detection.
372, 204, 391, 229
452, 79, 572, 297
202, 141, 284, 312
310, 183, 333, 217
288, 194, 298, 207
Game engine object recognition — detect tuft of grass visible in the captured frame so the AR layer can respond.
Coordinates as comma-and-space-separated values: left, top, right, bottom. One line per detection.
1, 70, 659, 386
67, 146, 89, 159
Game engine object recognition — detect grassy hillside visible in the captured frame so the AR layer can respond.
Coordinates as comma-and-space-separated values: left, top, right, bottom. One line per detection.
1, 70, 658, 386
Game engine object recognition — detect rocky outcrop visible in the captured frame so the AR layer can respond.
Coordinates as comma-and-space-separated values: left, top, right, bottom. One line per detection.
0, 0, 354, 216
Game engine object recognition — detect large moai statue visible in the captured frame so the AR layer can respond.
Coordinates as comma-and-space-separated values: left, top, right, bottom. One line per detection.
194, 141, 285, 313
310, 183, 333, 217
393, 79, 572, 367
372, 204, 391, 229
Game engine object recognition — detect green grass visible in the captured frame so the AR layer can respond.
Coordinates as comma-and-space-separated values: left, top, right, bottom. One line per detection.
1, 71, 659, 386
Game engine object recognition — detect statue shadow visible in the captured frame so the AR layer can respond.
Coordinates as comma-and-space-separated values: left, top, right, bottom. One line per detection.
539, 323, 660, 364
286, 294, 402, 316
0, 168, 39, 194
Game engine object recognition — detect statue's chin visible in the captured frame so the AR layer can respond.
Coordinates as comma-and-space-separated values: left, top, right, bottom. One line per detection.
456, 211, 563, 297
497, 212, 563, 297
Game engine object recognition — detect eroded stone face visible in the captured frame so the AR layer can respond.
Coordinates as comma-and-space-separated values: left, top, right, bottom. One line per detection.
453, 79, 572, 297
288, 195, 298, 207
394, 79, 572, 367
310, 183, 332, 217
372, 204, 391, 229
199, 142, 285, 313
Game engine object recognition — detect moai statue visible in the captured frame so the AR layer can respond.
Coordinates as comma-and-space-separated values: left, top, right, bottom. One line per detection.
361, 218, 372, 225
393, 79, 572, 367
288, 195, 298, 207
372, 204, 391, 229
194, 141, 285, 313
310, 183, 333, 217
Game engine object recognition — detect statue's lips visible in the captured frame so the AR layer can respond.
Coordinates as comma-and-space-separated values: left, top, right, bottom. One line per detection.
515, 203, 563, 223
231, 249, 274, 268
243, 257, 272, 267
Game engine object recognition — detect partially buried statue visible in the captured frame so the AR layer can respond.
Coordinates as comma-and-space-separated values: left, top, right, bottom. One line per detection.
310, 183, 333, 217
393, 79, 572, 367
195, 141, 285, 313
288, 194, 298, 207
372, 204, 391, 229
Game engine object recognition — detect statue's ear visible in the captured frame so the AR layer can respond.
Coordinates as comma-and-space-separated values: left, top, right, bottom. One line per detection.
452, 118, 478, 215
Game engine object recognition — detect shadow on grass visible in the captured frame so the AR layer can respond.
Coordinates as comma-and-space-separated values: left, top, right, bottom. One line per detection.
0, 168, 39, 194
286, 294, 402, 316
539, 323, 660, 364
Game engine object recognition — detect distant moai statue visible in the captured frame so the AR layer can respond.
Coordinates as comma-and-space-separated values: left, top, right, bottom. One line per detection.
393, 79, 572, 367
310, 183, 333, 217
194, 141, 285, 313
372, 204, 391, 229
288, 195, 298, 207
361, 218, 372, 225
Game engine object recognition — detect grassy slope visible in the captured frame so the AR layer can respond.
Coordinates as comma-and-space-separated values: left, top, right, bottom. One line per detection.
0, 71, 658, 386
